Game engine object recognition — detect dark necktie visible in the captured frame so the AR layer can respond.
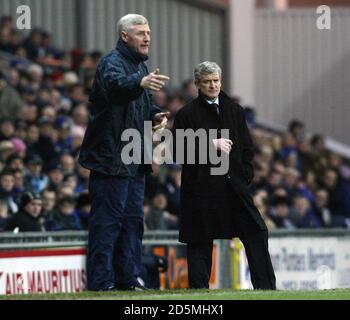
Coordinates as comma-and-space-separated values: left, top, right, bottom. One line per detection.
212, 103, 220, 116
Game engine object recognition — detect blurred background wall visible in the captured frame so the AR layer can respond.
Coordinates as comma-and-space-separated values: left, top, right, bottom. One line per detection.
255, 7, 350, 146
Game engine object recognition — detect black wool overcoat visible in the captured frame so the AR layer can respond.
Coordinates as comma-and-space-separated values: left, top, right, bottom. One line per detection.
173, 91, 267, 243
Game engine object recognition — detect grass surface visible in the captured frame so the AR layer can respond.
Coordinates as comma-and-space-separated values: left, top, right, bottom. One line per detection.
1, 288, 350, 300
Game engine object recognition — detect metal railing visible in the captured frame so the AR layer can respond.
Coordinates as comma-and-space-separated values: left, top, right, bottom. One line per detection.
0, 230, 181, 249
0, 229, 349, 250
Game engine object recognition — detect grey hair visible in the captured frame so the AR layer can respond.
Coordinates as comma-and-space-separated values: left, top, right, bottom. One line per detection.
194, 61, 222, 82
117, 14, 149, 36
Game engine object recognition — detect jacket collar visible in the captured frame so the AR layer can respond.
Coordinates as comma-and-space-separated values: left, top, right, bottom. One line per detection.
116, 39, 149, 65
197, 90, 231, 109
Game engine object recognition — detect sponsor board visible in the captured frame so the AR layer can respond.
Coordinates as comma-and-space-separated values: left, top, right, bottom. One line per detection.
0, 248, 86, 295
232, 236, 350, 290
0, 244, 219, 295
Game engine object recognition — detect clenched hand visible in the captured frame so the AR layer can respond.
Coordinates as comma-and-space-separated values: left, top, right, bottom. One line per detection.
212, 138, 233, 154
153, 112, 170, 131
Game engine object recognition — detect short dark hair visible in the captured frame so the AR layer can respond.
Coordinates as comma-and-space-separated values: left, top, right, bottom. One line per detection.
288, 119, 304, 132
310, 134, 324, 146
58, 196, 76, 206
0, 169, 14, 179
5, 154, 22, 166
20, 192, 41, 208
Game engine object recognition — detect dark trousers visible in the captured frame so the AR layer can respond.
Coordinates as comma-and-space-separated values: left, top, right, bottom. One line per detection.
187, 242, 213, 289
187, 231, 276, 290
87, 171, 145, 291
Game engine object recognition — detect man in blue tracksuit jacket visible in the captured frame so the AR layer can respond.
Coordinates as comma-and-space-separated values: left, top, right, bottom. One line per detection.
78, 14, 169, 291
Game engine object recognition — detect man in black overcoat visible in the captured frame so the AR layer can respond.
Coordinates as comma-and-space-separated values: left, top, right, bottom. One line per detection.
173, 61, 276, 290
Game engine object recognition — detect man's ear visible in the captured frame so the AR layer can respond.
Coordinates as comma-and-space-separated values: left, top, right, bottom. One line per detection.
194, 80, 200, 88
120, 31, 128, 42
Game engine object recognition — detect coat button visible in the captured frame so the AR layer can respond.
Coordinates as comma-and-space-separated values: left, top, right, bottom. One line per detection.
227, 174, 231, 180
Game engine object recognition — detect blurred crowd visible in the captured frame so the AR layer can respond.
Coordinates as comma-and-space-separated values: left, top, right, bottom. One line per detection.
1, 15, 350, 233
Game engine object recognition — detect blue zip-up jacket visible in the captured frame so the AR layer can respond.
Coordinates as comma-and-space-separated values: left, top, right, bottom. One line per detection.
78, 39, 160, 176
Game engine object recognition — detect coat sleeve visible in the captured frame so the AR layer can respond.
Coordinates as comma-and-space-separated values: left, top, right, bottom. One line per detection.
238, 106, 255, 184
103, 59, 144, 101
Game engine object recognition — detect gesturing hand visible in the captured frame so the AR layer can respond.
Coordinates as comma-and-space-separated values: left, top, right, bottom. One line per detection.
141, 68, 170, 91
212, 138, 233, 154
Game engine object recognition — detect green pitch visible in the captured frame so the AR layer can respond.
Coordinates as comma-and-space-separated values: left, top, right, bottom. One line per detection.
1, 288, 350, 300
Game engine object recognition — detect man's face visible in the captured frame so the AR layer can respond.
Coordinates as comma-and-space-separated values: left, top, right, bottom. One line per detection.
196, 73, 221, 100
24, 199, 42, 218
316, 190, 328, 208
61, 155, 75, 173
60, 202, 75, 216
28, 163, 42, 176
275, 204, 289, 218
42, 191, 56, 211
0, 175, 14, 192
122, 24, 151, 56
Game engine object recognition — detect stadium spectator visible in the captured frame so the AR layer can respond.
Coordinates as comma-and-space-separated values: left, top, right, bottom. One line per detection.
55, 120, 73, 154
310, 134, 329, 174
279, 133, 300, 168
46, 162, 64, 191
145, 164, 163, 200
181, 79, 198, 103
268, 195, 295, 229
41, 188, 56, 219
0, 118, 15, 141
253, 190, 276, 230
0, 71, 23, 120
0, 140, 14, 163
290, 195, 322, 228
282, 167, 300, 197
6, 192, 44, 232
264, 168, 284, 195
165, 92, 185, 129
0, 197, 10, 232
145, 190, 178, 230
0, 169, 18, 215
313, 189, 332, 227
297, 138, 314, 172
12, 169, 25, 204
25, 123, 58, 168
60, 153, 75, 175
24, 154, 48, 194
45, 195, 81, 231
71, 103, 88, 131
56, 183, 75, 200
152, 88, 168, 109
320, 169, 342, 216
288, 119, 305, 143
